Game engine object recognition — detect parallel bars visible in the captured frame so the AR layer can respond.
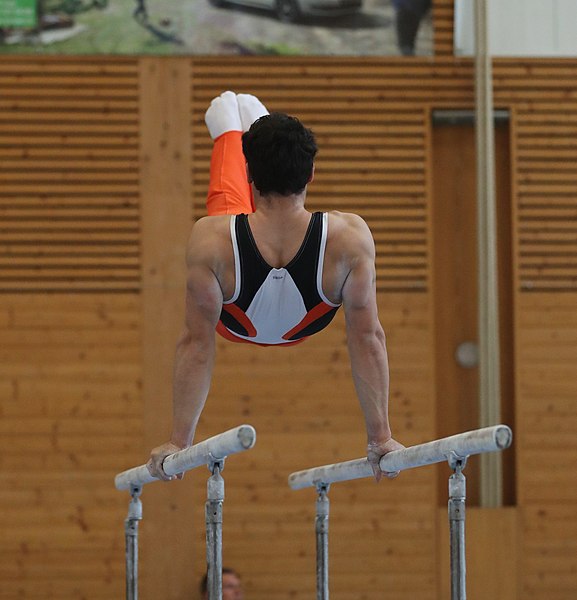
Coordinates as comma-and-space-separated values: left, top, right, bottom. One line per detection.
115, 425, 257, 600
115, 424, 512, 600
288, 425, 513, 600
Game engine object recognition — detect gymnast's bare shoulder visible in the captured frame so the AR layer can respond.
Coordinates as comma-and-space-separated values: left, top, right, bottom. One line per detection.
327, 211, 374, 247
322, 211, 376, 304
185, 215, 236, 301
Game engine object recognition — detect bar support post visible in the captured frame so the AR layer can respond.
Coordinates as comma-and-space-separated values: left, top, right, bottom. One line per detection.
316, 483, 330, 600
206, 457, 225, 600
125, 485, 142, 600
448, 453, 467, 600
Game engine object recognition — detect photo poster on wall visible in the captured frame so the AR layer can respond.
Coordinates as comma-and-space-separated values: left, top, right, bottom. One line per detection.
0, 0, 432, 56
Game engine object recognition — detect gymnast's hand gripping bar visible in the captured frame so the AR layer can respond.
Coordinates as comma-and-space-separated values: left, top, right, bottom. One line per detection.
115, 425, 257, 491
288, 424, 512, 490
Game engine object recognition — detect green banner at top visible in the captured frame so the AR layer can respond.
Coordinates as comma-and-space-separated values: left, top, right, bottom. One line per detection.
0, 0, 37, 28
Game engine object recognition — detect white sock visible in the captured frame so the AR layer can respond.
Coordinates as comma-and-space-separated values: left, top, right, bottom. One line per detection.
204, 91, 243, 140
237, 94, 269, 132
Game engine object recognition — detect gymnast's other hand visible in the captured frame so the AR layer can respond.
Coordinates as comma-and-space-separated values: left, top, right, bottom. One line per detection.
366, 437, 405, 482
147, 441, 186, 481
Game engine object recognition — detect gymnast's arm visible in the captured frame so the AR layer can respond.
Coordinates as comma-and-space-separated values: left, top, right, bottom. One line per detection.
147, 223, 223, 481
341, 219, 404, 480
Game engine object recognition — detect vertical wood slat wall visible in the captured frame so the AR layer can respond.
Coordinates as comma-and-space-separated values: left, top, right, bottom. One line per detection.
0, 19, 576, 600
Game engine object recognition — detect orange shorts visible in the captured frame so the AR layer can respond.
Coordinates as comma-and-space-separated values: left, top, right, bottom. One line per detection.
206, 131, 255, 216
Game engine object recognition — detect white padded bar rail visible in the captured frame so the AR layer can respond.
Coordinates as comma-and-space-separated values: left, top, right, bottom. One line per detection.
115, 425, 256, 491
288, 425, 512, 490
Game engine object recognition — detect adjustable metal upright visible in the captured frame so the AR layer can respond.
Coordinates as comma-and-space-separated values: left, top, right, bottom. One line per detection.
206, 457, 225, 600
447, 453, 467, 600
124, 486, 142, 600
315, 483, 330, 600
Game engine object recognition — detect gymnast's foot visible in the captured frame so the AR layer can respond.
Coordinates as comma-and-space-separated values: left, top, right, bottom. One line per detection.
237, 93, 269, 131
204, 91, 243, 140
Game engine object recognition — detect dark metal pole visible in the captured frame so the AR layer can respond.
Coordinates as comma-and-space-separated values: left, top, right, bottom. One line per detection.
315, 483, 330, 600
448, 454, 467, 600
206, 458, 225, 600
125, 486, 142, 600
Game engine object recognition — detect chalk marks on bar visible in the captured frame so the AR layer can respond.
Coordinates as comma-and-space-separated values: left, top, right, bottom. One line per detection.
288, 425, 512, 490
115, 425, 257, 491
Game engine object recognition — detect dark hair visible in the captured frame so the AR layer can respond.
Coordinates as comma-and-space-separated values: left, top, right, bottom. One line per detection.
242, 112, 318, 196
200, 567, 239, 596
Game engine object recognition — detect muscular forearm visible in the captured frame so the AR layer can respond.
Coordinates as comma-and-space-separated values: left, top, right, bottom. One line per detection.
170, 329, 215, 448
347, 326, 392, 444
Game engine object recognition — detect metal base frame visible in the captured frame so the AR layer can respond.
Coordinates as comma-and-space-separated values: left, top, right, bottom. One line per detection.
448, 452, 468, 600
124, 486, 142, 600
206, 456, 225, 600
311, 454, 470, 600
123, 459, 228, 600
315, 483, 330, 600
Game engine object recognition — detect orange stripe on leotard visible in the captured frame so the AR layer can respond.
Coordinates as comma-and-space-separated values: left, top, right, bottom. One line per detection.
216, 321, 306, 347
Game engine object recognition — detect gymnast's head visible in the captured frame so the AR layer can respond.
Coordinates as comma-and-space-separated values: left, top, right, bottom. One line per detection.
242, 112, 318, 198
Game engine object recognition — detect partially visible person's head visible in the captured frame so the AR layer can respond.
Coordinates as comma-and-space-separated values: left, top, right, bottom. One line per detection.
200, 567, 243, 600
242, 112, 318, 197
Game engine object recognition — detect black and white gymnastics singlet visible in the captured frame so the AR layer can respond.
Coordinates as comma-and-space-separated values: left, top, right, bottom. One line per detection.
216, 212, 341, 346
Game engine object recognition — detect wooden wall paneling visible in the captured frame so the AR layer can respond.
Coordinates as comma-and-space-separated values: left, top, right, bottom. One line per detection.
137, 57, 195, 600
0, 58, 141, 293
515, 103, 577, 291
503, 61, 577, 598
0, 294, 141, 598
514, 293, 577, 599
497, 59, 577, 600
2, 49, 577, 600
433, 0, 455, 57
0, 57, 144, 599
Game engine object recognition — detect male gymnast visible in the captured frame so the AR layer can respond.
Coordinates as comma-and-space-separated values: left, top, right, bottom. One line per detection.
147, 92, 404, 482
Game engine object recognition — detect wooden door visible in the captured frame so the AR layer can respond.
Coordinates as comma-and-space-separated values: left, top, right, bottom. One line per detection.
431, 119, 515, 507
